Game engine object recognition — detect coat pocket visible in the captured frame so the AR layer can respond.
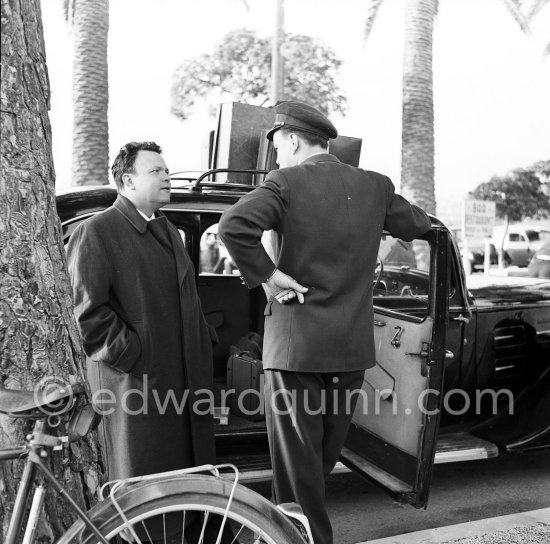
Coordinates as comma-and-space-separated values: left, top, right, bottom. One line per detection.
127, 321, 147, 377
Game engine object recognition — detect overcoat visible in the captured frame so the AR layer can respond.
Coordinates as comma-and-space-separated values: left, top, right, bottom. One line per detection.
67, 195, 215, 481
219, 153, 431, 373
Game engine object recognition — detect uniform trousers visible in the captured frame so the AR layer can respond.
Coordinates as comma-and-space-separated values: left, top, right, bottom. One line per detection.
264, 369, 365, 544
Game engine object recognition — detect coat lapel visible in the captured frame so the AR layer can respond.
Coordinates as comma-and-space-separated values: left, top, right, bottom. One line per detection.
113, 194, 148, 234
113, 195, 191, 286
164, 215, 191, 287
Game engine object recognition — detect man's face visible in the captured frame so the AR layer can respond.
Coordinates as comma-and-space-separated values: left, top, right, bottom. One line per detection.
124, 150, 171, 212
272, 130, 295, 168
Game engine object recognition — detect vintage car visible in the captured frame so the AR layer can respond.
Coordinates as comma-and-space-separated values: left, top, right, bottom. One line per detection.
449, 226, 499, 274
493, 225, 550, 267
56, 170, 550, 510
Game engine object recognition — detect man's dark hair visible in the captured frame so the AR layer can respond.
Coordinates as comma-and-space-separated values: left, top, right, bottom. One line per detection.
111, 141, 163, 190
278, 127, 329, 150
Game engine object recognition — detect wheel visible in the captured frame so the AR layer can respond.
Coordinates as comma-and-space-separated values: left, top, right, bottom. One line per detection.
58, 474, 306, 544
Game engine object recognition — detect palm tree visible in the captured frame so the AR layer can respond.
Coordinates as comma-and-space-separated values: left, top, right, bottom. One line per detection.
364, 0, 540, 214
401, 0, 437, 213
271, 0, 285, 103
66, 0, 110, 186
1, 0, 101, 538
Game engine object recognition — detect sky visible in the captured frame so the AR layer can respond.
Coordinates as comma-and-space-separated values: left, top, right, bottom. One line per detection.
41, 0, 550, 226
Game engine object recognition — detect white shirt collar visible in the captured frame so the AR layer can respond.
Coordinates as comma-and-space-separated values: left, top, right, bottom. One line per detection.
137, 209, 155, 221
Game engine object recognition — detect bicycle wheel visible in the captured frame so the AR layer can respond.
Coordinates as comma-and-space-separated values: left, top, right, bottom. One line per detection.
58, 474, 306, 544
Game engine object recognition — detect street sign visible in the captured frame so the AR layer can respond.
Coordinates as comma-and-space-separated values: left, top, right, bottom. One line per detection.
462, 199, 496, 242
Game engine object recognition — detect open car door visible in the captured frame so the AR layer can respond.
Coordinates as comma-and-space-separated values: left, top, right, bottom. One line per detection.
341, 227, 450, 508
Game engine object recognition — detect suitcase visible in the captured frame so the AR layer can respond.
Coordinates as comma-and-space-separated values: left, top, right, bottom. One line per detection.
226, 354, 265, 421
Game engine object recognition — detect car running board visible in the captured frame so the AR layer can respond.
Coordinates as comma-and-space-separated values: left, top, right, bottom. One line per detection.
434, 432, 499, 463
233, 432, 499, 484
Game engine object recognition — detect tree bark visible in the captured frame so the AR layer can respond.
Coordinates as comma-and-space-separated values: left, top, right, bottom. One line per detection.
0, 0, 102, 539
271, 0, 285, 104
401, 0, 436, 214
71, 0, 109, 186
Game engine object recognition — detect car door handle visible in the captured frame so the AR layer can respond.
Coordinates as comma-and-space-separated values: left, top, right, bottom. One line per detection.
391, 326, 404, 348
452, 315, 470, 324
445, 350, 454, 360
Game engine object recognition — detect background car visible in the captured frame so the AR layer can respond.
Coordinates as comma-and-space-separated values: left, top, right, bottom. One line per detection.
493, 225, 550, 267
528, 236, 550, 278
449, 226, 497, 274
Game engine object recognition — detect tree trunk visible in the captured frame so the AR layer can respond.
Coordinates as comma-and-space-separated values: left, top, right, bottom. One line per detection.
71, 0, 109, 186
271, 0, 285, 104
401, 0, 436, 214
0, 0, 102, 539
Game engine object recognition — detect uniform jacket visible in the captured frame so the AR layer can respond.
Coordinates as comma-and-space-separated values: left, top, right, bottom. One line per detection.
219, 153, 431, 372
67, 195, 215, 480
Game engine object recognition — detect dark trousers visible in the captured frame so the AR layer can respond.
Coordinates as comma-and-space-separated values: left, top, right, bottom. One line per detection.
264, 369, 365, 544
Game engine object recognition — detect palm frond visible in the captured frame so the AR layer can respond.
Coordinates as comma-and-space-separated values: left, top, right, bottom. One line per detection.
502, 0, 532, 33
526, 0, 549, 21
364, 0, 385, 42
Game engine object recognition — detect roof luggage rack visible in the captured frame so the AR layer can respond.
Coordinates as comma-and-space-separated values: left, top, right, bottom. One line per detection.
170, 168, 269, 193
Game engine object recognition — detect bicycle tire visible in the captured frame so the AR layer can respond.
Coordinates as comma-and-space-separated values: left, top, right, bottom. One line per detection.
58, 474, 306, 544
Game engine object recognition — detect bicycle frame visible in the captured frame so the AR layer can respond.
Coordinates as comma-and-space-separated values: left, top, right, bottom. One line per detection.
2, 418, 110, 544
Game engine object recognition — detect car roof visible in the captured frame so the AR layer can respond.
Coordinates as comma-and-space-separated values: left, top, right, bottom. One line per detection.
493, 224, 549, 233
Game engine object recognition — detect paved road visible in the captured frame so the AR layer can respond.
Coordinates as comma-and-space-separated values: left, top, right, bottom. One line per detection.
326, 450, 550, 543
248, 449, 550, 544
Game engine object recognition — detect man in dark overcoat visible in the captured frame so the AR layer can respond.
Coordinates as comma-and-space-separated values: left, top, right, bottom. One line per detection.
67, 141, 216, 483
219, 102, 432, 544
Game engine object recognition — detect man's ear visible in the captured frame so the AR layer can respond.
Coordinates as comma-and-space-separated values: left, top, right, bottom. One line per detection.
290, 133, 300, 154
121, 172, 134, 191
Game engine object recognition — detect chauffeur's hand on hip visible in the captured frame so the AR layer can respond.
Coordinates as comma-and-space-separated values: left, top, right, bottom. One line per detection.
264, 269, 308, 304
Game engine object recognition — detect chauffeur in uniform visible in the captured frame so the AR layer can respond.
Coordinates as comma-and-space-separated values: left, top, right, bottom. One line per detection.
219, 101, 431, 544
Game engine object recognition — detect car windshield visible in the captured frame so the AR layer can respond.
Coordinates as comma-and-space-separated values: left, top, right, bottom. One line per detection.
378, 236, 430, 272
373, 235, 431, 319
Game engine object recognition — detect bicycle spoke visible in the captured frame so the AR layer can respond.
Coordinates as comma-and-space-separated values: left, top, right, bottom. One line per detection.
180, 511, 186, 544
140, 520, 153, 543
231, 524, 245, 544
198, 511, 209, 544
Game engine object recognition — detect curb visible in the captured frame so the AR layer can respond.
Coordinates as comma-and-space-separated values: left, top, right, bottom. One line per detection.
357, 507, 550, 544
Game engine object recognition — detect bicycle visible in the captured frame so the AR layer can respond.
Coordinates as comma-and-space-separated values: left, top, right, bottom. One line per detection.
0, 381, 313, 544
